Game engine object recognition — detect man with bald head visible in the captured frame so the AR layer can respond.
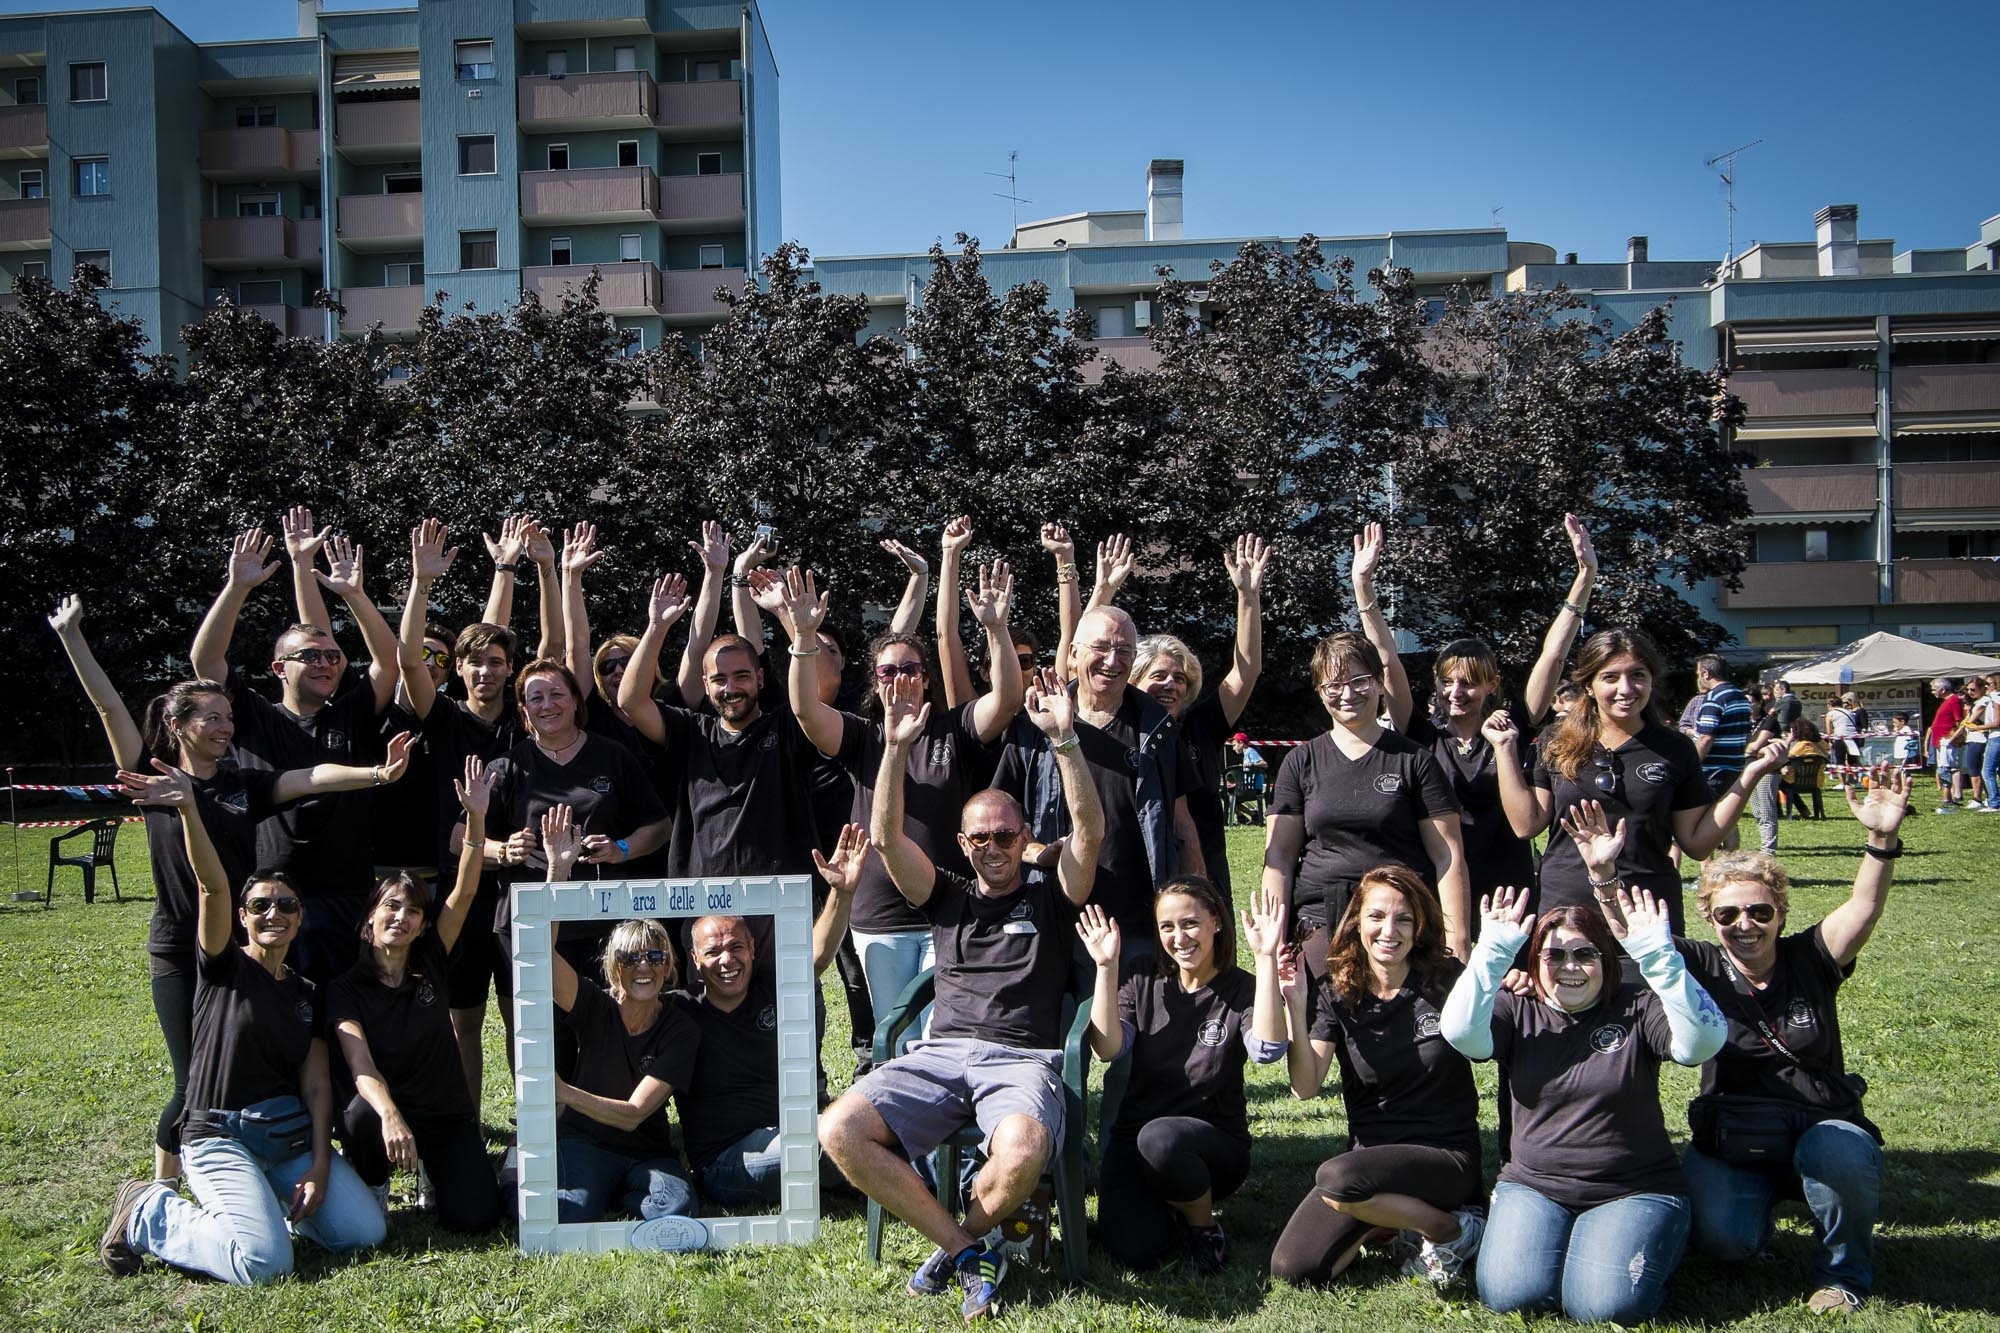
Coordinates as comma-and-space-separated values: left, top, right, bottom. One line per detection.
992, 604, 1204, 971
820, 674, 1101, 1319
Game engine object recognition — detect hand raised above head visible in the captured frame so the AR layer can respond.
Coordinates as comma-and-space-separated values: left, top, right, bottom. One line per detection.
227, 527, 280, 589
880, 538, 928, 575
1225, 533, 1272, 593
484, 514, 530, 567
882, 672, 931, 747
1024, 668, 1075, 741
47, 593, 83, 636
1350, 523, 1385, 585
690, 519, 729, 572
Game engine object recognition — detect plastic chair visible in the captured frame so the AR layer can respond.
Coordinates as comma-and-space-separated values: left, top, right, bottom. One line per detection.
45, 817, 124, 905
1221, 764, 1268, 826
861, 967, 1113, 1284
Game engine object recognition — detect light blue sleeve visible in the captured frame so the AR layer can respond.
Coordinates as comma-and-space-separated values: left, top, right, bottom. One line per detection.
1620, 921, 1728, 1065
1440, 921, 1529, 1061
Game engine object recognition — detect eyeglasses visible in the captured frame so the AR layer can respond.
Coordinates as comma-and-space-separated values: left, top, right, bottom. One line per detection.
962, 827, 1023, 849
1082, 642, 1134, 660
1016, 654, 1036, 669
1709, 903, 1778, 927
420, 646, 451, 667
280, 648, 342, 667
615, 949, 668, 967
873, 662, 924, 681
244, 895, 303, 917
1318, 676, 1377, 699
1590, 748, 1623, 799
600, 656, 631, 673
1542, 945, 1602, 967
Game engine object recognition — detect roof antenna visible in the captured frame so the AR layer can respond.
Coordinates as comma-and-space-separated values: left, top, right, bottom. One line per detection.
1704, 139, 1762, 278
986, 151, 1031, 246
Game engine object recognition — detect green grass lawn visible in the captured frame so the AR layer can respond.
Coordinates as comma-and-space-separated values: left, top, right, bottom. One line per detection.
3, 804, 1998, 1331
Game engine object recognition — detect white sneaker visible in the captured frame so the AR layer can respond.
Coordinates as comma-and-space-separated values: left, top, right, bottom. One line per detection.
1402, 1209, 1484, 1288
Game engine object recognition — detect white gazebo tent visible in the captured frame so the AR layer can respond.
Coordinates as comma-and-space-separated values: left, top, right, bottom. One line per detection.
1774, 632, 2000, 688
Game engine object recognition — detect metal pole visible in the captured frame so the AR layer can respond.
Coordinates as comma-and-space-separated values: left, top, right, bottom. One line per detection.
6, 765, 20, 901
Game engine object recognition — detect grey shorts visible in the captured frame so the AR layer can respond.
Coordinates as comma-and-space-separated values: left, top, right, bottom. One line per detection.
852, 1038, 1065, 1167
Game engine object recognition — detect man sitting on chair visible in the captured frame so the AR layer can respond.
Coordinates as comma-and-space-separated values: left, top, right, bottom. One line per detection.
819, 671, 1100, 1321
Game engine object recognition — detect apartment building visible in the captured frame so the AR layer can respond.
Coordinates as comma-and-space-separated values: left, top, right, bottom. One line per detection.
0, 0, 779, 359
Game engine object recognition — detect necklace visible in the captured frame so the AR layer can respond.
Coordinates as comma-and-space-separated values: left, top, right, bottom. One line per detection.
536, 732, 585, 763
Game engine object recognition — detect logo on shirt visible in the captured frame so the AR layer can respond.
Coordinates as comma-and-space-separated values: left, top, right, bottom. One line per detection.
321, 730, 348, 752
591, 776, 613, 795
215, 791, 250, 814
638, 1053, 656, 1072
757, 1004, 777, 1031
1589, 1022, 1630, 1054
1008, 899, 1033, 921
1415, 1011, 1442, 1039
1785, 998, 1816, 1030
1373, 774, 1405, 795
294, 999, 314, 1026
415, 979, 436, 1007
1636, 762, 1671, 786
1197, 1018, 1229, 1047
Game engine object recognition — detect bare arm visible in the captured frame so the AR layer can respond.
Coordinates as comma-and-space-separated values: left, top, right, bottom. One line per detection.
1482, 711, 1553, 837
397, 518, 458, 721
1217, 534, 1270, 725
270, 730, 413, 803
966, 560, 1024, 743
1675, 740, 1788, 858
869, 678, 937, 909
558, 522, 606, 702
556, 1074, 676, 1133
1260, 812, 1306, 935
480, 515, 531, 628
1352, 524, 1411, 730
49, 597, 144, 770
730, 531, 776, 644
754, 566, 844, 757
809, 823, 868, 975
126, 766, 233, 958
618, 575, 688, 748
1819, 765, 1909, 965
937, 516, 976, 707
191, 527, 279, 685
881, 538, 930, 636
435, 756, 494, 956
527, 521, 562, 663
1521, 514, 1597, 723
1420, 814, 1472, 960
1076, 905, 1123, 1060
1083, 532, 1133, 615
677, 521, 729, 704
1024, 675, 1102, 905
1044, 522, 1082, 686
281, 504, 333, 633
315, 534, 401, 714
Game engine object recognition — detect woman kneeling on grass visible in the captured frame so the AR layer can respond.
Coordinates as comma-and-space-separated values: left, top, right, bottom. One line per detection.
1672, 763, 1906, 1317
328, 756, 504, 1234
101, 770, 387, 1283
1441, 869, 1728, 1324
1269, 866, 1484, 1289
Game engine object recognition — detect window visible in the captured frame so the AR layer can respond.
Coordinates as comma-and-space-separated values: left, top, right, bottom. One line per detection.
620, 325, 644, 358
698, 243, 725, 270
19, 260, 47, 282
238, 279, 283, 305
693, 60, 722, 82
19, 169, 43, 200
547, 143, 569, 171
548, 236, 572, 265
454, 40, 495, 81
237, 193, 278, 218
613, 46, 636, 72
696, 151, 722, 176
383, 173, 422, 194
458, 135, 496, 175
235, 104, 278, 128
385, 261, 423, 286
1803, 529, 1830, 562
616, 140, 639, 168
69, 62, 107, 103
459, 230, 497, 269
545, 50, 567, 77
618, 233, 641, 261
75, 249, 111, 282
15, 77, 41, 106
73, 156, 109, 197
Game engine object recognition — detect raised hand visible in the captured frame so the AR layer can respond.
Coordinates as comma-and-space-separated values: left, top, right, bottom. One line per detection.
560, 521, 604, 578
1565, 512, 1598, 576
1557, 800, 1627, 880
1848, 762, 1910, 837
1094, 533, 1134, 596
733, 528, 777, 576
47, 593, 83, 637
811, 823, 872, 899
410, 517, 459, 586
1480, 885, 1533, 933
379, 731, 415, 784
1605, 884, 1667, 943
1480, 708, 1521, 751
943, 515, 975, 557
1024, 668, 1075, 741
1240, 883, 1287, 959
282, 505, 331, 567
647, 573, 690, 629
227, 527, 280, 589
880, 538, 928, 576
967, 559, 1013, 628
484, 515, 529, 567
537, 803, 576, 878
882, 672, 930, 748
1038, 521, 1073, 564
316, 533, 366, 598
117, 758, 194, 808
1225, 533, 1272, 594
1744, 737, 1790, 779
1075, 902, 1122, 967
689, 519, 729, 573
454, 754, 494, 819
522, 519, 557, 570
1275, 945, 1303, 1004
1351, 523, 1385, 586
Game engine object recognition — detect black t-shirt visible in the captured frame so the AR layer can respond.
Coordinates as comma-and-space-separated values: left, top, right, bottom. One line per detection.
223, 667, 385, 901
144, 766, 281, 974
924, 869, 1075, 1050
1179, 692, 1234, 901
1533, 722, 1711, 930
326, 936, 474, 1122
673, 972, 780, 1169
1111, 967, 1256, 1141
1271, 729, 1458, 916
1771, 696, 1802, 731
560, 977, 699, 1159
418, 696, 524, 906
371, 699, 439, 871
1678, 925, 1874, 1131
1308, 971, 1479, 1156
1405, 716, 1535, 896
583, 702, 672, 876
658, 704, 818, 879
1489, 985, 1686, 1210
835, 702, 986, 935
180, 944, 321, 1143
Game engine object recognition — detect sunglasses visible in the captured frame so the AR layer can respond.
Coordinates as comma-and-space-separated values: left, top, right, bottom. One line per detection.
600, 656, 631, 673
1016, 654, 1036, 669
1709, 903, 1778, 927
280, 648, 342, 667
615, 949, 668, 967
420, 646, 451, 667
962, 827, 1023, 849
873, 662, 924, 681
244, 895, 303, 917
1590, 748, 1623, 799
1542, 945, 1602, 967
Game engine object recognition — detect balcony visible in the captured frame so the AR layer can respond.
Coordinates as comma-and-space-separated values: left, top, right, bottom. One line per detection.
201, 216, 322, 270
199, 127, 319, 180
1083, 337, 1164, 381
523, 261, 663, 315
0, 103, 47, 158
660, 266, 742, 320
1894, 559, 2000, 605
0, 198, 50, 250
334, 99, 421, 160
337, 284, 425, 335
1714, 560, 1879, 610
517, 71, 655, 130
1893, 462, 2000, 515
1893, 364, 2000, 419
519, 166, 659, 224
653, 79, 742, 137
1728, 367, 1878, 441
336, 192, 422, 250
230, 303, 324, 338
657, 171, 742, 230
0, 291, 18, 312
1740, 464, 1877, 519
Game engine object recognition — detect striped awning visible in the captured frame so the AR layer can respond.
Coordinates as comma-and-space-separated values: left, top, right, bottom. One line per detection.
1890, 321, 2000, 343
1734, 324, 1877, 354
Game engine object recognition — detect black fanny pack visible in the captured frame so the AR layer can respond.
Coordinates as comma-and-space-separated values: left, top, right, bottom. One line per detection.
1688, 1093, 1800, 1165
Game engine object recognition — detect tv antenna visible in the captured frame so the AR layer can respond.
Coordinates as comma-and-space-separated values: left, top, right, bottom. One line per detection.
1490, 205, 1503, 228
1704, 139, 1762, 275
986, 151, 1032, 243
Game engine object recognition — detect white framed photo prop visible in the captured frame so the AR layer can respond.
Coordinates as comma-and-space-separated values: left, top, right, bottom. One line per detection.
511, 875, 820, 1255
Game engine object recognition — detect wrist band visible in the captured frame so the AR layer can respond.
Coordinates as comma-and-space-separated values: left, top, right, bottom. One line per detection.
728, 575, 752, 588
787, 643, 822, 657
1587, 873, 1622, 890
1862, 839, 1903, 860
1052, 735, 1081, 754
1354, 600, 1378, 614
1055, 570, 1078, 584
371, 766, 384, 786
615, 838, 631, 859
1564, 600, 1588, 617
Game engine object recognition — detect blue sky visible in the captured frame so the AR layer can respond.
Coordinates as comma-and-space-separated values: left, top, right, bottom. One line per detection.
8, 0, 1994, 263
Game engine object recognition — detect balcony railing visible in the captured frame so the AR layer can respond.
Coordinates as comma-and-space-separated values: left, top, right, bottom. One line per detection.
201, 216, 322, 269
523, 261, 663, 315
1892, 364, 2000, 417
517, 71, 656, 128
337, 284, 425, 335
519, 167, 660, 223
653, 79, 741, 134
199, 127, 319, 178
336, 193, 423, 248
1893, 559, 2000, 605
1740, 464, 1877, 516
657, 171, 742, 225
0, 198, 51, 249
335, 99, 421, 157
660, 266, 743, 318
1728, 368, 1877, 418
1714, 560, 1879, 610
1894, 461, 2000, 513
236, 303, 325, 338
1083, 337, 1164, 380
0, 103, 48, 156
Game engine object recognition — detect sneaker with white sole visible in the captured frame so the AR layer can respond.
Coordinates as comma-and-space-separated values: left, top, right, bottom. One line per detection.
100, 1179, 157, 1277
907, 1245, 955, 1297
1402, 1208, 1484, 1288
956, 1244, 1009, 1320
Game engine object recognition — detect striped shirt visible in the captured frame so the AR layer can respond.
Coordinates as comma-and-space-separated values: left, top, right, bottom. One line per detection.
1695, 682, 1754, 785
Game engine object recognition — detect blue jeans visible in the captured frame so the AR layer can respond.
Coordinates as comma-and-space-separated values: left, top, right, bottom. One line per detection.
1982, 740, 2000, 808
1477, 1180, 1691, 1324
555, 1133, 694, 1223
851, 928, 934, 1053
1683, 1120, 1880, 1296
698, 1126, 784, 1209
127, 1132, 385, 1284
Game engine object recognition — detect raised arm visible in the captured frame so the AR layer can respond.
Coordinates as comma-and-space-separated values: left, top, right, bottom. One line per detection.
542, 804, 583, 1013
269, 731, 414, 804
435, 755, 494, 956
1674, 739, 1789, 858
966, 559, 1024, 743
880, 538, 930, 636
49, 596, 143, 770
869, 675, 937, 908
937, 516, 977, 707
1075, 904, 1124, 1061
558, 521, 608, 702
753, 565, 842, 757
1352, 524, 1411, 730
1283, 951, 1336, 1098
809, 823, 869, 975
191, 527, 280, 685
1025, 673, 1101, 904
618, 574, 689, 747
1217, 534, 1271, 725
1439, 888, 1532, 1060
677, 521, 729, 704
314, 534, 401, 714
1083, 532, 1134, 615
1043, 522, 1082, 686
526, 520, 562, 663
281, 504, 334, 632
1520, 514, 1596, 724
1604, 885, 1727, 1066
1482, 709, 1553, 838
1819, 763, 1909, 965
397, 518, 459, 720
123, 763, 232, 956
480, 515, 531, 628
730, 529, 777, 644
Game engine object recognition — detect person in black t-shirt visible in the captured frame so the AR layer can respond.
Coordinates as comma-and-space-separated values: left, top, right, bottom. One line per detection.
1271, 866, 1484, 1290
1127, 533, 1273, 904
329, 757, 503, 1235
102, 770, 386, 1284
1442, 884, 1728, 1323
1080, 876, 1287, 1272
820, 672, 1102, 1320
1672, 766, 1907, 1316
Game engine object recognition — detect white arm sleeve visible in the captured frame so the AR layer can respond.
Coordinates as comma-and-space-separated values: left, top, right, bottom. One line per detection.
1621, 920, 1729, 1066
1440, 920, 1529, 1061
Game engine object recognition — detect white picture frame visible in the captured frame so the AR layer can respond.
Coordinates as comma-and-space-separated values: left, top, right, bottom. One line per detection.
510, 875, 820, 1254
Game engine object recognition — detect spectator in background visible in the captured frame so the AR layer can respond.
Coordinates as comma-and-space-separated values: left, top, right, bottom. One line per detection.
1958, 678, 1989, 808
1927, 677, 1965, 811
1769, 680, 1802, 733
1825, 694, 1863, 774
1691, 656, 1754, 854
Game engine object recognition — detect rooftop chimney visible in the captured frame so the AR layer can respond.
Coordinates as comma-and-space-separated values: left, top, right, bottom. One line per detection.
1563, 252, 1578, 265
1627, 236, 1648, 265
1147, 159, 1184, 242
1816, 204, 1860, 276
297, 0, 321, 38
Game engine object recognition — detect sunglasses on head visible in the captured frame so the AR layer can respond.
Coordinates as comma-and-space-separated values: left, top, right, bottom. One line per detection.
420, 646, 451, 667
1543, 945, 1602, 967
962, 827, 1023, 849
615, 949, 668, 967
245, 894, 303, 917
280, 648, 342, 667
1709, 903, 1778, 927
873, 662, 924, 681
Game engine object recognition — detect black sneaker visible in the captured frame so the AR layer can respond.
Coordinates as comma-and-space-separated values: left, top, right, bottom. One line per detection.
907, 1245, 955, 1297
100, 1179, 155, 1277
1185, 1222, 1228, 1273
957, 1244, 1009, 1320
